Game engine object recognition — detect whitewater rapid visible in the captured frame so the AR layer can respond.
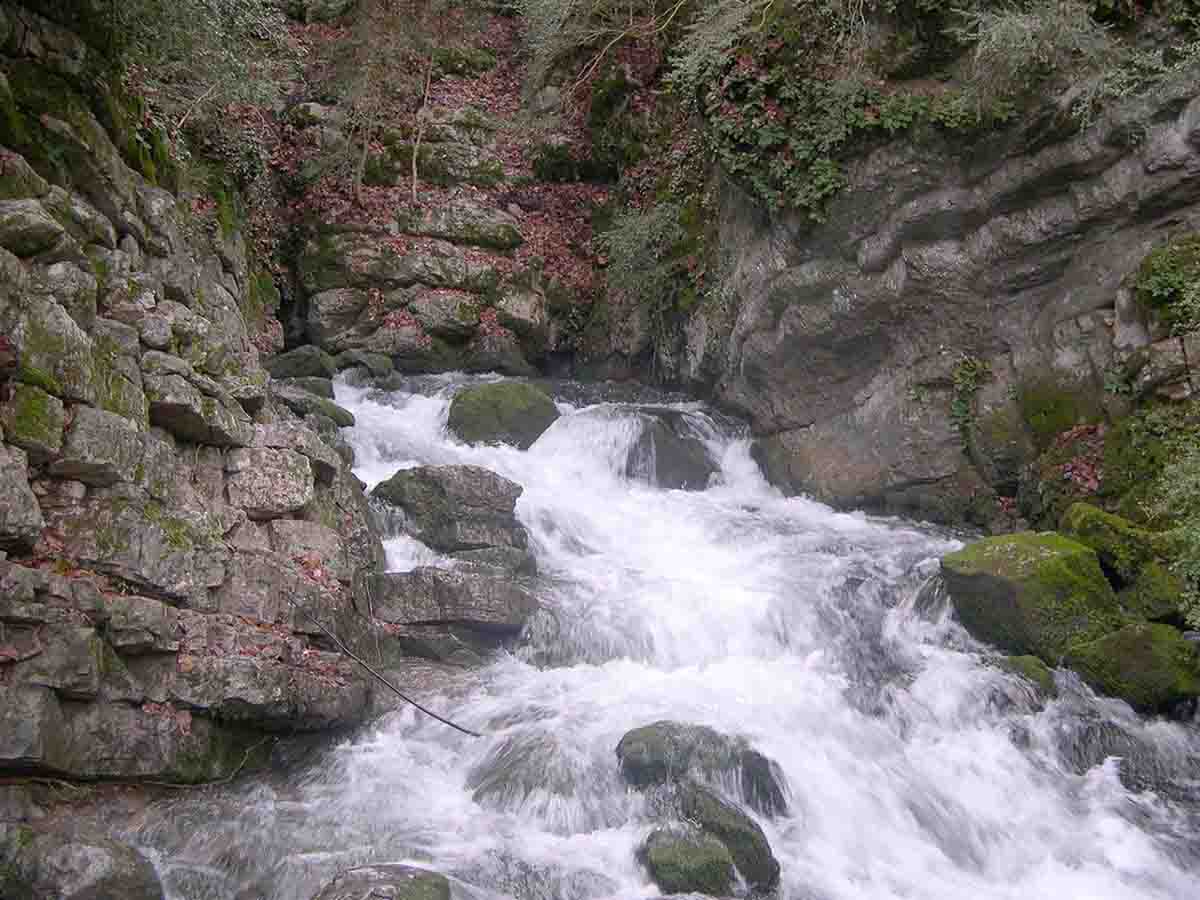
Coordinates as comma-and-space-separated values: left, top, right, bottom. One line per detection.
140, 374, 1200, 900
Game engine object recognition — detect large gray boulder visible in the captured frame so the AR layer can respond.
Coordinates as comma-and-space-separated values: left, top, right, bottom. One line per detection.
0, 825, 164, 900
310, 864, 450, 900
616, 720, 788, 816
371, 464, 529, 554
446, 382, 559, 449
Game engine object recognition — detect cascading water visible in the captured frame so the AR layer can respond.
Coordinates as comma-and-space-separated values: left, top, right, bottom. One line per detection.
137, 375, 1200, 900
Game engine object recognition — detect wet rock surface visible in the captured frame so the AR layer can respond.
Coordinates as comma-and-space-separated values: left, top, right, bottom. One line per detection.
0, 824, 164, 900
625, 409, 718, 491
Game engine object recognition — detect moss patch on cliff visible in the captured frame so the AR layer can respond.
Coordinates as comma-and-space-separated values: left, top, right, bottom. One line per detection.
1134, 232, 1200, 334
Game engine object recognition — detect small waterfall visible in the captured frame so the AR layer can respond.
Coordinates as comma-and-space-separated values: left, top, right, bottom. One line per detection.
136, 374, 1200, 900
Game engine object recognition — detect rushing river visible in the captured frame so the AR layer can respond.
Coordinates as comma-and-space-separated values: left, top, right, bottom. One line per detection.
139, 375, 1200, 900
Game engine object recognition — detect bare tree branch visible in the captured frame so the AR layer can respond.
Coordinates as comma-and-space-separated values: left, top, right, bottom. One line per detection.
287, 597, 483, 738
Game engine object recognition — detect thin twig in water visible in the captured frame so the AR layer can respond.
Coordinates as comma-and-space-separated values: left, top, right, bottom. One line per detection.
287, 597, 482, 738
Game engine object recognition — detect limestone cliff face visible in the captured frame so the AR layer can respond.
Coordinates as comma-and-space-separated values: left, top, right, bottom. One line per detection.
0, 3, 386, 782
650, 78, 1200, 524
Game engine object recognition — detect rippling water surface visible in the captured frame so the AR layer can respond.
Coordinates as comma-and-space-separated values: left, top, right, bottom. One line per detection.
139, 375, 1200, 900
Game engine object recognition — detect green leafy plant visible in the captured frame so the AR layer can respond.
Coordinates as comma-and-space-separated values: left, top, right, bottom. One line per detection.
950, 353, 991, 441
950, 0, 1121, 107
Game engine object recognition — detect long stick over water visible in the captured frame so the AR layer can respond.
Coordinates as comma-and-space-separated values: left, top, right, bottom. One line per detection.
288, 597, 482, 738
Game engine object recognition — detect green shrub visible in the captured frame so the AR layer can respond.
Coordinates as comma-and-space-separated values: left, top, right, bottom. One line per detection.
951, 0, 1121, 106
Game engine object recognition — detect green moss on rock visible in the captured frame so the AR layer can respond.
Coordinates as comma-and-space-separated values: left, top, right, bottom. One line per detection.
1059, 502, 1166, 584
1119, 561, 1185, 624
446, 382, 559, 450
677, 781, 780, 890
998, 654, 1058, 698
1016, 377, 1103, 452
1066, 623, 1200, 713
0, 382, 64, 458
639, 827, 735, 896
940, 532, 1125, 662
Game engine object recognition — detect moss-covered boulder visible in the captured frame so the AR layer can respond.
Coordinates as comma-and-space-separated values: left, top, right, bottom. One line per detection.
447, 382, 559, 450
1059, 503, 1164, 583
940, 533, 1124, 662
998, 655, 1058, 699
1118, 562, 1185, 624
678, 782, 780, 891
1066, 624, 1200, 713
311, 864, 450, 900
638, 826, 735, 897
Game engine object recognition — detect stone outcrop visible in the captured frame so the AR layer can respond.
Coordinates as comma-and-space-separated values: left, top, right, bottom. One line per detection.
294, 121, 559, 375
605, 77, 1200, 523
0, 4, 395, 785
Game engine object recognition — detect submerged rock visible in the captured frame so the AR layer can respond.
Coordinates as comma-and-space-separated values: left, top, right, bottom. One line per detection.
998, 655, 1058, 700
368, 567, 536, 633
940, 533, 1123, 661
616, 720, 788, 816
626, 409, 718, 491
639, 825, 735, 897
310, 864, 450, 900
447, 382, 559, 449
